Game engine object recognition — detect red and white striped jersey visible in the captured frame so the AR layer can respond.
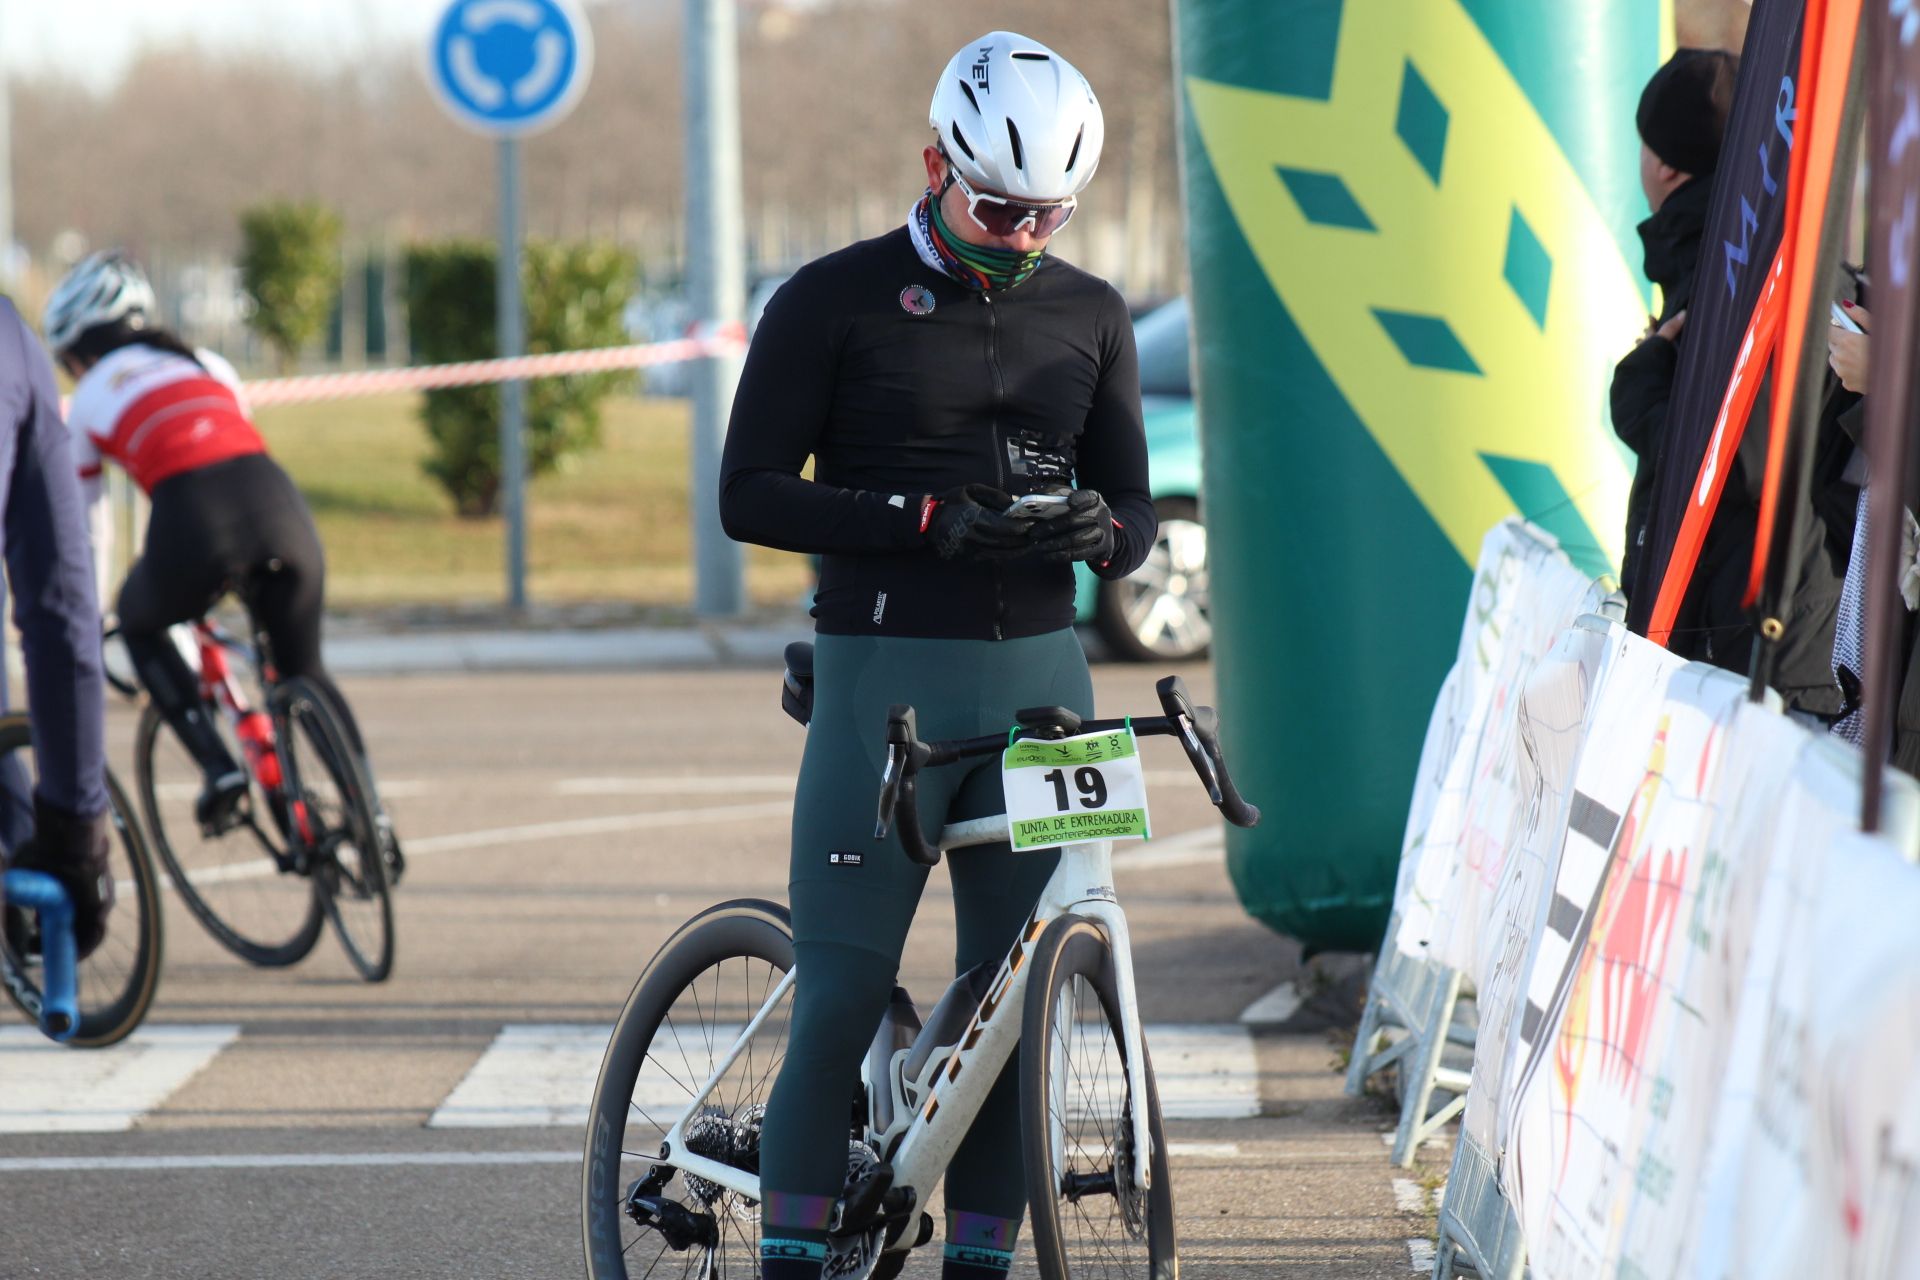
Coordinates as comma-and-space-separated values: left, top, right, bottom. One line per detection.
68, 344, 266, 493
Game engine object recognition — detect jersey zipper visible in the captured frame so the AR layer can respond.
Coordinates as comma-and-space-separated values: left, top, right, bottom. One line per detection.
983, 289, 1008, 641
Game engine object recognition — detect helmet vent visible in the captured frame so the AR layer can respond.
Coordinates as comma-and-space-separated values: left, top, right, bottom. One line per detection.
950, 123, 976, 161
957, 78, 980, 113
1006, 118, 1026, 172
1010, 51, 1051, 61
1065, 125, 1084, 173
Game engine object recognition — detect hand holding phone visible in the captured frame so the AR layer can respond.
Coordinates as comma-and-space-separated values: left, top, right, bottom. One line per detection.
1004, 493, 1072, 520
1832, 301, 1864, 335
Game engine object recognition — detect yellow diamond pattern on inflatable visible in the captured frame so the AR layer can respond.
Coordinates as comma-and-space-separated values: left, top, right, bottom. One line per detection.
1185, 0, 1644, 571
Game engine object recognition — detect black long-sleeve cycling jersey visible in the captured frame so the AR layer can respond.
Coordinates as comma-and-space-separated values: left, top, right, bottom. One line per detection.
719, 226, 1155, 640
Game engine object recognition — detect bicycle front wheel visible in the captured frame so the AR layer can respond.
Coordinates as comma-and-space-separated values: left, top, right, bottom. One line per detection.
273, 677, 392, 982
0, 716, 164, 1047
136, 701, 323, 967
1020, 914, 1177, 1280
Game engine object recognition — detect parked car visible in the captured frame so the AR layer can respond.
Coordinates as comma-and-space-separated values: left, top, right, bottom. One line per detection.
1075, 295, 1210, 662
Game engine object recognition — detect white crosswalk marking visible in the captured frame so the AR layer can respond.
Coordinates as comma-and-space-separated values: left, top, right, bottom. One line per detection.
0, 1021, 1262, 1133
1146, 1024, 1261, 1118
0, 1025, 239, 1133
428, 1022, 1261, 1129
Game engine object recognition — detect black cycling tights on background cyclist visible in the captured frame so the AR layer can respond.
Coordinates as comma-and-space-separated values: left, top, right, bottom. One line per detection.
0, 295, 113, 958
42, 252, 402, 881
719, 32, 1154, 1280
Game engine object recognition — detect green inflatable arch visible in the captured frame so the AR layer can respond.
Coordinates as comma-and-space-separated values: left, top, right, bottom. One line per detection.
1175, 0, 1661, 950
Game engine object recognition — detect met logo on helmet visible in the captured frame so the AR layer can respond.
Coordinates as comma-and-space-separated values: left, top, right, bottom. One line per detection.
971, 47, 992, 92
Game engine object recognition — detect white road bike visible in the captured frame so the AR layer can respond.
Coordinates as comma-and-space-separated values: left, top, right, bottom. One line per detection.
581, 650, 1258, 1280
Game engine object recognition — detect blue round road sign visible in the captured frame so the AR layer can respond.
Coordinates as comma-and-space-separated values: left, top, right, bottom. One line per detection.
427, 0, 595, 137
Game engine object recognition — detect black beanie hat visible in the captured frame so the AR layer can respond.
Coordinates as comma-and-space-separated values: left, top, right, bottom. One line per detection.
1637, 48, 1740, 177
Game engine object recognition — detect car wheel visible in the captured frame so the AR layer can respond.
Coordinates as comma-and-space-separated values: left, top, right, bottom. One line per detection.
1096, 496, 1211, 662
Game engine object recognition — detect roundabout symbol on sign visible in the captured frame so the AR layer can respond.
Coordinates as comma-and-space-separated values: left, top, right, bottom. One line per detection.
428, 0, 595, 137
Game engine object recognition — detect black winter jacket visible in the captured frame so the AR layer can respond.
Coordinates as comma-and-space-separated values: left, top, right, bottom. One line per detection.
1613, 177, 1711, 601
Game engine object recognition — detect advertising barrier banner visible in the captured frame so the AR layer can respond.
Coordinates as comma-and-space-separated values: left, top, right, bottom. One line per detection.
1396, 521, 1602, 959
1458, 613, 1614, 1156
1508, 663, 1751, 1273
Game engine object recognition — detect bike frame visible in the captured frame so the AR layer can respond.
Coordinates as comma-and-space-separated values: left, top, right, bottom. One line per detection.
652, 817, 1153, 1220
179, 620, 316, 852
189, 621, 257, 727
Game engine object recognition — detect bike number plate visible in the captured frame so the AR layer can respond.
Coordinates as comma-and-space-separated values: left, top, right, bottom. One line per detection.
1002, 727, 1151, 851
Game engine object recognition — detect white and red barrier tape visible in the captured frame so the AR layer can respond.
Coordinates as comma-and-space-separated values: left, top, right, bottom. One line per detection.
239, 325, 748, 408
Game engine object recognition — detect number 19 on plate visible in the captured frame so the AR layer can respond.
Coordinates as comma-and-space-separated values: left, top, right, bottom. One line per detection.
1001, 726, 1152, 852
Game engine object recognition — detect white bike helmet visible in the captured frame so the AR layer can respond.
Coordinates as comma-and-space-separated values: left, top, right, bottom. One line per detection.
42, 251, 156, 356
929, 33, 1105, 202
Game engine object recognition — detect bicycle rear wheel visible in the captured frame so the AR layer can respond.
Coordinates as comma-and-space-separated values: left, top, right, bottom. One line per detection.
273, 677, 392, 983
1021, 914, 1177, 1280
136, 701, 323, 967
0, 716, 164, 1047
585, 898, 855, 1280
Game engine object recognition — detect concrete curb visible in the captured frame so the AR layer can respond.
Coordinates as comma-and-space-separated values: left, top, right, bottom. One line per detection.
324, 623, 801, 675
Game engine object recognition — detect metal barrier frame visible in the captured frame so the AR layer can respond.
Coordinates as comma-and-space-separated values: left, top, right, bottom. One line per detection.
1345, 919, 1474, 1167
1432, 1129, 1527, 1279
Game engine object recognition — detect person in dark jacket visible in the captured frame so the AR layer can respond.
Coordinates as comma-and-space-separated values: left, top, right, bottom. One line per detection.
1612, 48, 1738, 601
0, 297, 114, 957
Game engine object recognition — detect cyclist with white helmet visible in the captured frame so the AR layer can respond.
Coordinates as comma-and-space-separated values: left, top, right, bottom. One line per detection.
720, 33, 1152, 1280
43, 252, 401, 877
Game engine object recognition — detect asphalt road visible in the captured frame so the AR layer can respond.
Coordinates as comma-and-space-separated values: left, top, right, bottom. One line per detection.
0, 660, 1442, 1278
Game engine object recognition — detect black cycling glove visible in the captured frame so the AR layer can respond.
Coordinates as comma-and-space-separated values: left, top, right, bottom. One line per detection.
924, 484, 1033, 560
8, 797, 114, 959
1031, 488, 1117, 565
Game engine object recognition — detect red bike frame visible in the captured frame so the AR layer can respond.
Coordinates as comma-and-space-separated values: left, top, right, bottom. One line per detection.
189, 622, 314, 848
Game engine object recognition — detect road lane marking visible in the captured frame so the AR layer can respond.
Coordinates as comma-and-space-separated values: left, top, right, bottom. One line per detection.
1408, 1238, 1437, 1271
1165, 1141, 1243, 1158
0, 1151, 580, 1174
554, 776, 791, 796
0, 1026, 238, 1133
431, 1023, 1262, 1128
405, 802, 794, 857
161, 800, 796, 890
1239, 981, 1303, 1025
1110, 825, 1225, 871
1392, 1177, 1428, 1214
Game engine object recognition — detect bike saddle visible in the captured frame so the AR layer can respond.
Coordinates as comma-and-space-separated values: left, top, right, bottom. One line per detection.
781, 642, 816, 727
1013, 705, 1082, 738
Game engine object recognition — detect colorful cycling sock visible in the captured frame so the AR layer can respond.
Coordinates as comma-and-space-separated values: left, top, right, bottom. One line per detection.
760, 1193, 834, 1280
943, 1210, 1019, 1277
759, 1235, 827, 1280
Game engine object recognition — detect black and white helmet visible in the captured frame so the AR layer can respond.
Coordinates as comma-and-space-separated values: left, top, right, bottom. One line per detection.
929, 33, 1105, 202
42, 251, 156, 356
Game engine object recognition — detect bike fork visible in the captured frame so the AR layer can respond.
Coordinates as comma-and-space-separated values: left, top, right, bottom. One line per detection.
1079, 900, 1154, 1196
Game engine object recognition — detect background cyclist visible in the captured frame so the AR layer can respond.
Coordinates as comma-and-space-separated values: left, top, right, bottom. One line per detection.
0, 292, 114, 959
43, 252, 402, 880
719, 32, 1153, 1280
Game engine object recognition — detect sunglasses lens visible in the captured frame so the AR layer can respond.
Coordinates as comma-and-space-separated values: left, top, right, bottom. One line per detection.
975, 197, 1074, 237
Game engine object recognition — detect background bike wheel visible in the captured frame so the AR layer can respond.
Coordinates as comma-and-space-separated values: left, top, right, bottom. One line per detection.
1021, 914, 1177, 1280
584, 898, 801, 1280
274, 677, 392, 982
0, 716, 164, 1047
136, 702, 323, 967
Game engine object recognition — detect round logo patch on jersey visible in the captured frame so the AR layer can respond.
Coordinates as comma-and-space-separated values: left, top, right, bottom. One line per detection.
899, 284, 936, 316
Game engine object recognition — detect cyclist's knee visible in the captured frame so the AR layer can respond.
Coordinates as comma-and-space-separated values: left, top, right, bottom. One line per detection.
786, 942, 898, 1062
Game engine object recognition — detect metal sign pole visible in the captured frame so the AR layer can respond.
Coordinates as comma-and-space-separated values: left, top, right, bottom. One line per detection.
685, 0, 746, 618
497, 136, 528, 614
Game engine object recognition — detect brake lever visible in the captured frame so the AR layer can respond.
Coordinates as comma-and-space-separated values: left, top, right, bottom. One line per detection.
875, 704, 942, 866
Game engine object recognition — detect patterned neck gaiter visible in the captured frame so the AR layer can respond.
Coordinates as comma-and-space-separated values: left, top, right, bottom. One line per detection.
908, 191, 1045, 292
